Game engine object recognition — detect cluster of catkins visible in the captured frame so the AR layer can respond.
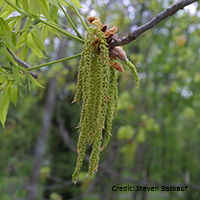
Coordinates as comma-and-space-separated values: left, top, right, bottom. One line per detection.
72, 16, 139, 184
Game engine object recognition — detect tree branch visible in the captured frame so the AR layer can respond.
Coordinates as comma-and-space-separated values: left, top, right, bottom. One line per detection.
111, 0, 199, 48
6, 48, 38, 79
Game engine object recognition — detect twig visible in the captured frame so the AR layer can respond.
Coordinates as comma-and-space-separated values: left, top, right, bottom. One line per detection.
111, 0, 200, 48
58, 2, 84, 39
28, 53, 82, 71
73, 6, 88, 30
6, 48, 38, 78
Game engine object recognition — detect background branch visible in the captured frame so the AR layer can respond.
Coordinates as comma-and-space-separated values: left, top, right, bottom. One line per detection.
111, 0, 199, 48
6, 48, 38, 79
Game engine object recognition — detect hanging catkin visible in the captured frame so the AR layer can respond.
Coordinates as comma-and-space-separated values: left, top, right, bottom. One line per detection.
72, 26, 116, 184
72, 17, 140, 184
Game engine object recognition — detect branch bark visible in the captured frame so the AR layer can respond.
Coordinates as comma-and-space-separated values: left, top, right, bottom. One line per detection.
110, 0, 199, 48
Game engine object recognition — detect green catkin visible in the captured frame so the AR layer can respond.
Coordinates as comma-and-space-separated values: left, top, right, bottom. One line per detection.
89, 51, 103, 144
73, 27, 95, 103
72, 136, 87, 184
97, 28, 110, 128
72, 27, 96, 183
72, 53, 84, 103
101, 67, 118, 151
113, 74, 119, 119
124, 60, 140, 88
86, 53, 98, 143
88, 51, 104, 176
113, 70, 119, 119
89, 28, 111, 173
72, 26, 118, 184
76, 27, 94, 152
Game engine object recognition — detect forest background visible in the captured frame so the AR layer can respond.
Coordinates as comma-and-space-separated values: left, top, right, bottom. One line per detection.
0, 0, 200, 200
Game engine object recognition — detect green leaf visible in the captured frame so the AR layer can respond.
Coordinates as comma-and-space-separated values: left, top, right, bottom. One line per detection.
0, 75, 7, 83
50, 4, 58, 22
29, 0, 50, 18
22, 0, 29, 12
38, 0, 50, 18
13, 65, 21, 86
26, 32, 45, 58
28, 74, 45, 89
19, 44, 28, 60
6, 16, 20, 31
47, 23, 61, 39
20, 17, 32, 32
12, 32, 17, 46
0, 4, 14, 19
15, 16, 22, 32
0, 1, 5, 8
46, 0, 59, 8
0, 88, 10, 128
31, 25, 43, 41
7, 82, 18, 106
0, 17, 14, 50
60, 0, 82, 8
16, 0, 21, 8
17, 31, 28, 48
71, 0, 82, 8
31, 29, 48, 53
0, 67, 8, 76
29, 0, 40, 15
42, 25, 48, 43
0, 80, 7, 90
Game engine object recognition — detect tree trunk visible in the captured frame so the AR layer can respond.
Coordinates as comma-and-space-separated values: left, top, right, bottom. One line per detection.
25, 77, 57, 200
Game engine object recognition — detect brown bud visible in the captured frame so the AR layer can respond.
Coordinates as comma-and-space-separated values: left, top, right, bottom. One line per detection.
107, 25, 117, 35
104, 26, 118, 44
100, 24, 107, 33
109, 60, 125, 72
87, 16, 102, 27
112, 46, 127, 62
109, 48, 118, 59
106, 34, 113, 44
87, 16, 96, 23
104, 32, 114, 38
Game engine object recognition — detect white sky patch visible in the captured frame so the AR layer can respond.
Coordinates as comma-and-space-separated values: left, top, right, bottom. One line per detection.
54, 37, 60, 49
181, 87, 193, 99
184, 2, 198, 16
81, 2, 90, 14
89, 10, 97, 16
45, 38, 50, 46
123, 0, 130, 6
9, 11, 21, 17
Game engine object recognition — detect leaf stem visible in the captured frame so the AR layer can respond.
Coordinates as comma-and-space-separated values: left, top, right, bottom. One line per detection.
73, 7, 88, 30
27, 53, 82, 71
58, 2, 84, 39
